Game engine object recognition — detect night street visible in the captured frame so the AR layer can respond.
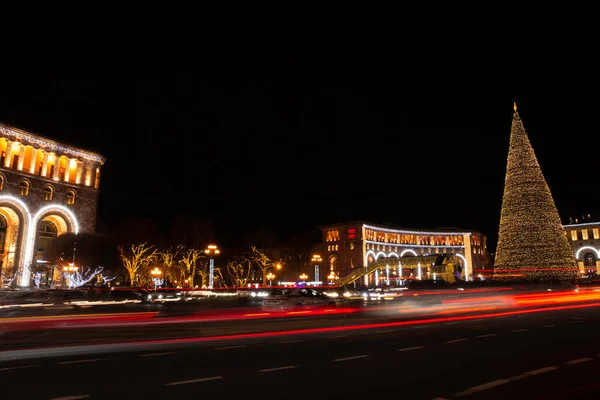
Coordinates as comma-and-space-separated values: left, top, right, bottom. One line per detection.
2, 294, 600, 400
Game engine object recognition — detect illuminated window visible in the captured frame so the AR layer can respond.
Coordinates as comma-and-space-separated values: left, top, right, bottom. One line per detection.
570, 230, 578, 241
66, 190, 76, 205
582, 229, 589, 240
19, 181, 29, 196
594, 228, 599, 240
43, 186, 53, 201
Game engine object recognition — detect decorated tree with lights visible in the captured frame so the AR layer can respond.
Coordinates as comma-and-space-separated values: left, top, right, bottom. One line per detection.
493, 103, 579, 282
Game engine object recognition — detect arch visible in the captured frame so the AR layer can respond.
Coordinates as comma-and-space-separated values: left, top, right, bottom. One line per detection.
455, 253, 469, 281
575, 246, 600, 259
374, 251, 387, 260
328, 254, 338, 272
43, 185, 54, 201
0, 195, 32, 286
19, 180, 30, 196
66, 189, 76, 205
400, 249, 418, 257
23, 205, 80, 274
0, 174, 4, 191
387, 252, 399, 258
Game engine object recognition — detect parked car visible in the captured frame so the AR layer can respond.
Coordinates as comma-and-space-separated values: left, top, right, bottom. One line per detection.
262, 287, 337, 312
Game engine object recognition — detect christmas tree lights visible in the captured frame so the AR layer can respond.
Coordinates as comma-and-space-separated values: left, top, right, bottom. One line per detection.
493, 103, 579, 282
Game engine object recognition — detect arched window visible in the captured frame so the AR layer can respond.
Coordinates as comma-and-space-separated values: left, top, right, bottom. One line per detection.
0, 214, 7, 255
43, 186, 53, 201
19, 181, 29, 196
66, 190, 76, 205
36, 220, 58, 260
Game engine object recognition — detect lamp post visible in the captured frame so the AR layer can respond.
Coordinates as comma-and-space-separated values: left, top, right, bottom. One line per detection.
299, 273, 308, 283
204, 244, 220, 289
311, 254, 322, 284
327, 272, 338, 285
62, 263, 78, 288
266, 272, 275, 287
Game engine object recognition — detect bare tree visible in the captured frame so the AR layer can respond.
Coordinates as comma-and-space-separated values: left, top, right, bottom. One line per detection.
158, 244, 185, 286
180, 248, 202, 287
249, 246, 279, 286
227, 255, 251, 287
118, 243, 157, 286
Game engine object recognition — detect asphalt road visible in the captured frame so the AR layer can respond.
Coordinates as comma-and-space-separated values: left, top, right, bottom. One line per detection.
2, 300, 600, 400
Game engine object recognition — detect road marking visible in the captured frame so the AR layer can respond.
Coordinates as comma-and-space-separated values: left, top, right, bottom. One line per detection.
0, 364, 41, 371
398, 346, 424, 352
51, 396, 90, 400
334, 355, 369, 362
512, 328, 530, 332
525, 366, 559, 375
166, 376, 223, 386
413, 325, 430, 329
444, 338, 468, 344
260, 365, 296, 372
444, 322, 460, 325
327, 335, 348, 339
375, 329, 396, 334
572, 316, 585, 320
542, 324, 556, 328
57, 359, 102, 365
566, 358, 594, 365
280, 340, 304, 344
570, 320, 584, 324
506, 374, 529, 381
453, 379, 509, 396
215, 345, 247, 350
477, 334, 498, 338
140, 352, 175, 357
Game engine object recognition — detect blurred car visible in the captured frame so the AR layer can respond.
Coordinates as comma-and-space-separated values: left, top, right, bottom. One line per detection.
262, 287, 337, 312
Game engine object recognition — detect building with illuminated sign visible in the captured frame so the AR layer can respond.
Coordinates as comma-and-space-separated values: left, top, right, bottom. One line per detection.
563, 221, 600, 276
0, 122, 105, 286
318, 221, 490, 286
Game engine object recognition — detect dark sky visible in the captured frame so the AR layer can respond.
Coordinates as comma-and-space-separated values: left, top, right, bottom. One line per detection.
1, 28, 599, 251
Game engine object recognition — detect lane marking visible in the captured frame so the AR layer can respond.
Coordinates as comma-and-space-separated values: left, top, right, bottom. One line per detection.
444, 339, 468, 344
477, 334, 498, 338
572, 317, 585, 320
512, 329, 530, 332
413, 325, 430, 329
140, 352, 174, 357
398, 346, 424, 352
542, 324, 556, 328
375, 329, 396, 334
525, 366, 559, 375
453, 379, 509, 396
0, 364, 41, 371
51, 396, 90, 400
566, 358, 594, 365
506, 374, 529, 381
280, 340, 304, 344
57, 359, 102, 365
327, 335, 348, 339
260, 365, 296, 372
215, 345, 247, 350
166, 376, 223, 386
334, 355, 369, 362
571, 321, 584, 324
444, 322, 460, 325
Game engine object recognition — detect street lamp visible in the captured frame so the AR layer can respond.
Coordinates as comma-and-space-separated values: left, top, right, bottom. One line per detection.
327, 271, 338, 285
299, 273, 308, 282
150, 267, 163, 290
204, 244, 220, 289
266, 272, 275, 286
311, 254, 322, 284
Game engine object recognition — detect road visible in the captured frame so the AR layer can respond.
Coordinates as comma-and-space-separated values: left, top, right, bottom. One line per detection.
1, 290, 600, 399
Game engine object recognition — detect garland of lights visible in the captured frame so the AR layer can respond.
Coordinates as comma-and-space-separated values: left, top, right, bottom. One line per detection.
494, 104, 579, 282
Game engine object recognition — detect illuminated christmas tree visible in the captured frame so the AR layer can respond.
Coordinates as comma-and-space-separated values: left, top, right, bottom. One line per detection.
493, 103, 579, 282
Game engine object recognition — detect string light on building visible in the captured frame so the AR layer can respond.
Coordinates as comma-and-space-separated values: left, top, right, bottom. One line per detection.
493, 102, 579, 282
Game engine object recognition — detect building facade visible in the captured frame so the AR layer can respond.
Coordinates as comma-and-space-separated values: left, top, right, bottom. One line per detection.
0, 122, 105, 286
563, 221, 600, 276
316, 221, 489, 286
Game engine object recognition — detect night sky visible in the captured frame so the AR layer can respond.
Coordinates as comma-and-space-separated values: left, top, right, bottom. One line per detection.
1, 30, 599, 252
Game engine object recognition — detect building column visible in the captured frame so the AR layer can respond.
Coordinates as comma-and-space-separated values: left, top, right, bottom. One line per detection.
29, 147, 38, 174
52, 155, 60, 180
41, 151, 50, 177
16, 144, 26, 171
94, 165, 101, 188
64, 158, 74, 182
3, 140, 13, 168
75, 160, 83, 184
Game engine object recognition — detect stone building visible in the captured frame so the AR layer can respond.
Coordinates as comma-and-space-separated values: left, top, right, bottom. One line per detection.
0, 122, 105, 286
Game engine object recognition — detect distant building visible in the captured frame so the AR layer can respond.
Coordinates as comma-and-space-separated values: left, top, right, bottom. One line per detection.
315, 221, 490, 287
0, 122, 105, 286
563, 221, 600, 276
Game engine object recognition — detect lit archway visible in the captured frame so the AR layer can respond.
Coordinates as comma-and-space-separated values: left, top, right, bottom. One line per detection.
0, 195, 32, 285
